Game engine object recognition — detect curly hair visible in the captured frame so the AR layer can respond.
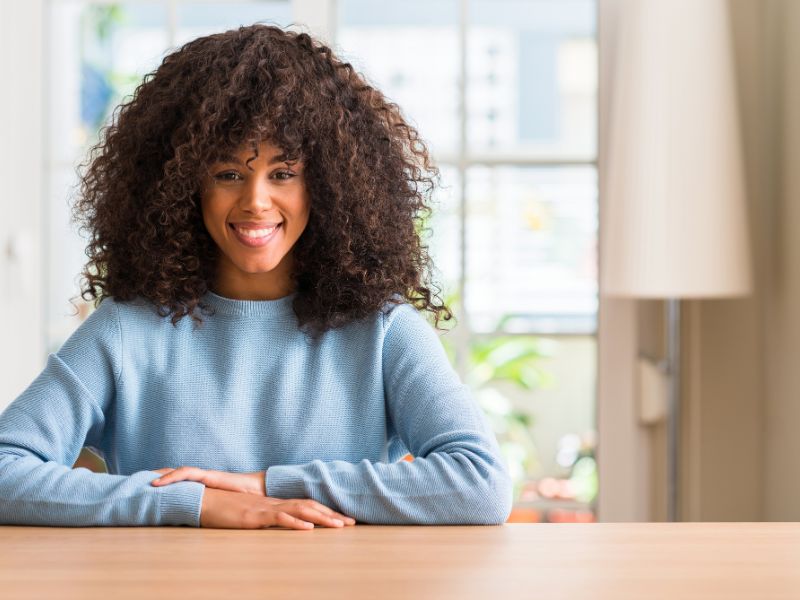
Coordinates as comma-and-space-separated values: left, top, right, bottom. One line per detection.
73, 23, 453, 336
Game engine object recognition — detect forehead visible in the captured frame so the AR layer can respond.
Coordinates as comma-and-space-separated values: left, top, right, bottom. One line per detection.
231, 139, 282, 156
214, 139, 300, 166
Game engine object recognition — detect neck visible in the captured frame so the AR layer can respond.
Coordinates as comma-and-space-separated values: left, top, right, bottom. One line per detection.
212, 254, 295, 301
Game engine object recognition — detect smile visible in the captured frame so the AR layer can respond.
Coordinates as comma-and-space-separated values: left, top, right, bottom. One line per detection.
229, 222, 282, 248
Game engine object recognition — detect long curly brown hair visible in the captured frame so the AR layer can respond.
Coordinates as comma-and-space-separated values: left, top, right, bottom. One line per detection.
74, 23, 452, 336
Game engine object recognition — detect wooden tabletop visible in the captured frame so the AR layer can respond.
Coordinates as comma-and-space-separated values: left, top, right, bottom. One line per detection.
1, 523, 798, 599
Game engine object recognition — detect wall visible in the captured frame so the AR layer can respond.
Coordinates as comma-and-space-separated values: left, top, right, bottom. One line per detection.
4, 0, 797, 521
677, 0, 768, 522
679, 0, 800, 522
600, 0, 799, 522
763, 0, 800, 520
0, 2, 45, 411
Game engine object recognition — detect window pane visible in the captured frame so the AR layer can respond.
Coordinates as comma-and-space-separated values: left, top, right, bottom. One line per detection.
175, 2, 292, 46
467, 0, 597, 160
49, 2, 169, 165
46, 2, 170, 351
337, 0, 460, 158
427, 165, 461, 301
498, 335, 597, 520
80, 3, 169, 142
45, 2, 296, 353
465, 166, 598, 334
45, 166, 90, 353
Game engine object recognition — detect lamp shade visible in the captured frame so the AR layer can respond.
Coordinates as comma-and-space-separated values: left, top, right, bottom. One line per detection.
601, 0, 752, 298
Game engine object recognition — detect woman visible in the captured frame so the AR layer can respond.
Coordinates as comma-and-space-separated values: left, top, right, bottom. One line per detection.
0, 24, 512, 528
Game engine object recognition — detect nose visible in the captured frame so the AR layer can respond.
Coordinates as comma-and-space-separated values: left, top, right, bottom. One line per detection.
239, 175, 274, 213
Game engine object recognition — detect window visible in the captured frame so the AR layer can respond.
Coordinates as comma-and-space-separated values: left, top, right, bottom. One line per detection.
44, 1, 293, 349
337, 0, 598, 522
46, 0, 598, 522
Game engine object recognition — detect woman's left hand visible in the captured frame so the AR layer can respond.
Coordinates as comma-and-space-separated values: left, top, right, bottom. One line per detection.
150, 467, 266, 496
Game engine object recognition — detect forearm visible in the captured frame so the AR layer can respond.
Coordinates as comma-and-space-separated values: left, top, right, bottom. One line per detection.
0, 454, 204, 527
265, 434, 512, 525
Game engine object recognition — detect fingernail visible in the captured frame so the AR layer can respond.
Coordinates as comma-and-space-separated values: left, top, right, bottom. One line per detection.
346, 518, 356, 524
333, 519, 344, 526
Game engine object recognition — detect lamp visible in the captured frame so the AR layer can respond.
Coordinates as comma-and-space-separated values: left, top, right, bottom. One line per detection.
601, 0, 753, 521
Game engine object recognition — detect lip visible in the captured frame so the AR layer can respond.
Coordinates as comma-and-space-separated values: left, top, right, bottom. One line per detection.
230, 221, 282, 228
229, 222, 282, 248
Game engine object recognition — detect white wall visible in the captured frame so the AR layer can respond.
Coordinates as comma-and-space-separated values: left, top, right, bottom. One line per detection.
0, 1, 45, 411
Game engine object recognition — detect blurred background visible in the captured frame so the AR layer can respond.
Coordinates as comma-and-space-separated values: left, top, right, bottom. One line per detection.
1, 0, 798, 523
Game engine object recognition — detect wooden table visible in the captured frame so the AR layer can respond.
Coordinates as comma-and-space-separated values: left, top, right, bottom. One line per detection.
1, 523, 798, 599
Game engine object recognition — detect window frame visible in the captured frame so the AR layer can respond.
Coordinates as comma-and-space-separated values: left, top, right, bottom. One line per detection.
35, 0, 644, 520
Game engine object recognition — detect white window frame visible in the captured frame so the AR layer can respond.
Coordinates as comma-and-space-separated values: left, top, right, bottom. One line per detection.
8, 0, 647, 520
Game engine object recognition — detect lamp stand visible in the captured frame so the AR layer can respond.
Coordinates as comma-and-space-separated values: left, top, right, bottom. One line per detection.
666, 298, 681, 522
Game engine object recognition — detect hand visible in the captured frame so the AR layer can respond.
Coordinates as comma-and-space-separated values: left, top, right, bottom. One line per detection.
150, 466, 266, 496
199, 487, 357, 530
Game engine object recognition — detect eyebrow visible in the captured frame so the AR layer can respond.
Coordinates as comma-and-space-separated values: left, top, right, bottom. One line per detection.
217, 151, 291, 168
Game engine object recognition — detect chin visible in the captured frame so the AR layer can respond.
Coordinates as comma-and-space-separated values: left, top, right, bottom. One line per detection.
239, 261, 281, 274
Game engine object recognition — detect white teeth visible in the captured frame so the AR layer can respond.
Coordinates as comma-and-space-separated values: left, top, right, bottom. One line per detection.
237, 226, 277, 238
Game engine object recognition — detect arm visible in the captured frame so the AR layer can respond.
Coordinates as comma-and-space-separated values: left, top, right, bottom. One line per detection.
0, 299, 204, 527
265, 303, 513, 525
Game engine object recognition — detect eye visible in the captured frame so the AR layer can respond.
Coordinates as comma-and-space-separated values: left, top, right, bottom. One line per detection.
214, 171, 243, 182
273, 170, 296, 181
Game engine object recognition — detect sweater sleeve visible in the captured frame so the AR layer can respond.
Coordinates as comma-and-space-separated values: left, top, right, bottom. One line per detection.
265, 303, 513, 525
0, 299, 205, 527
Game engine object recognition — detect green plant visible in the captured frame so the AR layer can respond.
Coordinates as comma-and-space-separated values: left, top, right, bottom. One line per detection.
434, 290, 554, 501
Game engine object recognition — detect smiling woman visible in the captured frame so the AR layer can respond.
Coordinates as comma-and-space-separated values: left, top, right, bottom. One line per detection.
71, 24, 452, 335
0, 23, 513, 530
201, 140, 311, 301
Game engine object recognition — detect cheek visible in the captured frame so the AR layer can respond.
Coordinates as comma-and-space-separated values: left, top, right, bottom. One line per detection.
200, 196, 225, 235
296, 193, 311, 231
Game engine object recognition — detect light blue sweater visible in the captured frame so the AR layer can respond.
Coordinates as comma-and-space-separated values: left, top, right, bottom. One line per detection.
0, 291, 512, 526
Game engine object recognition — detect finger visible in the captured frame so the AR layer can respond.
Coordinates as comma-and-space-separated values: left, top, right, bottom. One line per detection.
151, 467, 185, 485
329, 511, 355, 525
296, 505, 346, 528
151, 466, 205, 486
273, 512, 314, 530
305, 501, 356, 525
152, 468, 176, 476
289, 501, 350, 527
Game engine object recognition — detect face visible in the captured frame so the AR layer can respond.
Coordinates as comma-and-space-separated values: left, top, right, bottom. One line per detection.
200, 139, 311, 299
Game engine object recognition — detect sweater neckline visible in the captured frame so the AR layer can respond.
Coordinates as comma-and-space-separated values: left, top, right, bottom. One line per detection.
202, 289, 297, 319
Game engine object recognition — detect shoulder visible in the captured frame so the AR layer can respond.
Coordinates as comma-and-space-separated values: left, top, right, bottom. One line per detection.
107, 295, 194, 331
54, 297, 126, 389
60, 297, 121, 351
378, 299, 457, 387
380, 297, 430, 332
83, 295, 154, 321
59, 295, 156, 354
309, 297, 435, 354
379, 298, 445, 354
65, 295, 189, 351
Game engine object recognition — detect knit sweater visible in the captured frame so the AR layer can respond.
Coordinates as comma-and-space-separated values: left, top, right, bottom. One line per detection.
0, 291, 513, 526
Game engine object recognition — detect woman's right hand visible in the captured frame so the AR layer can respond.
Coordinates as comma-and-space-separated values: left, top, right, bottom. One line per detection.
199, 487, 357, 530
